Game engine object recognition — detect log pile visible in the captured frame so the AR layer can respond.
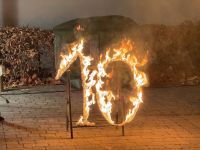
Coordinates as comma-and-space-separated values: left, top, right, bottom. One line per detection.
0, 27, 54, 88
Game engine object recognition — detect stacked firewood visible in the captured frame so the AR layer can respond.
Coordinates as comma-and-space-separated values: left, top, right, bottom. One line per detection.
0, 27, 54, 88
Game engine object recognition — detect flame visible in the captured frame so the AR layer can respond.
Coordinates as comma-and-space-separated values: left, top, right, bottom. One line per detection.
56, 38, 148, 127
95, 39, 148, 126
56, 39, 96, 126
76, 25, 84, 32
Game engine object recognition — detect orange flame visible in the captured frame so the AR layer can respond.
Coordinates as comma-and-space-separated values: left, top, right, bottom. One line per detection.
56, 38, 148, 126
56, 39, 96, 126
95, 39, 148, 126
76, 25, 84, 32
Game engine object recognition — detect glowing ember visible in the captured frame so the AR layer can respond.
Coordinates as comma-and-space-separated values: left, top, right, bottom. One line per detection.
56, 38, 148, 126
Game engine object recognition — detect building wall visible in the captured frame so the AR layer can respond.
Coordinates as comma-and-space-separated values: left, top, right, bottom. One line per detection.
0, 0, 200, 29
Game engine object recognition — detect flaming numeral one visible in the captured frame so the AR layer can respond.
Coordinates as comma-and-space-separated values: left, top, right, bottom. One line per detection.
56, 39, 148, 126
56, 40, 96, 126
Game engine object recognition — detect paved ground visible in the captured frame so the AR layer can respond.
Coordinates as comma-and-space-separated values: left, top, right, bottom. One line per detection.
0, 85, 200, 150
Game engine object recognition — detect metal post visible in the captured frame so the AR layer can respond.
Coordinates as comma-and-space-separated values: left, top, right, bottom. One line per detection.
0, 65, 5, 92
0, 65, 5, 121
67, 70, 73, 139
66, 84, 69, 131
0, 76, 3, 92
122, 125, 125, 136
122, 96, 125, 136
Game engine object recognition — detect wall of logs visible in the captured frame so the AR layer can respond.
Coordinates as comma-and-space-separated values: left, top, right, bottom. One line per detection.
0, 27, 54, 88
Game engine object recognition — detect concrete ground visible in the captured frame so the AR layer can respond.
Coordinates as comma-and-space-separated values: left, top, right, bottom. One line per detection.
0, 85, 200, 150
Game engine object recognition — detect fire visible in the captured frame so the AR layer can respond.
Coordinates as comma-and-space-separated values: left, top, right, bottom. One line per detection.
76, 25, 84, 32
56, 38, 148, 126
95, 39, 148, 126
56, 39, 96, 126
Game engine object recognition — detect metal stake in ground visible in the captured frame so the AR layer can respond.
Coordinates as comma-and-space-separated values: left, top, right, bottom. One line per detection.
0, 65, 9, 122
0, 65, 5, 92
67, 70, 73, 139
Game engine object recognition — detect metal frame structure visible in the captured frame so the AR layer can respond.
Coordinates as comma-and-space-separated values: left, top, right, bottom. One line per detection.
0, 69, 125, 138
65, 70, 125, 139
0, 75, 9, 122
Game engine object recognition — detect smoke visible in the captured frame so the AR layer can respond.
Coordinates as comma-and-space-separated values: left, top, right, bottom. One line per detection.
1, 0, 200, 28
111, 0, 200, 25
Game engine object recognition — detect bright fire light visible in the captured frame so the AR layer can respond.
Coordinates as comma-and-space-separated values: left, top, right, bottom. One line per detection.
55, 39, 96, 126
55, 38, 148, 126
95, 39, 148, 126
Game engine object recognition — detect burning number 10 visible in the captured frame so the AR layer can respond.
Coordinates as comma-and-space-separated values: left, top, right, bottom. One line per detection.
55, 39, 148, 126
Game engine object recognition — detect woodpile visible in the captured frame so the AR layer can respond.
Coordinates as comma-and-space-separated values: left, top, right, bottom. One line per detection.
0, 27, 54, 88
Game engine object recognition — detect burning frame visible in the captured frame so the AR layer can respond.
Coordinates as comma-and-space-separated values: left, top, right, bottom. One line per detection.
55, 38, 148, 128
